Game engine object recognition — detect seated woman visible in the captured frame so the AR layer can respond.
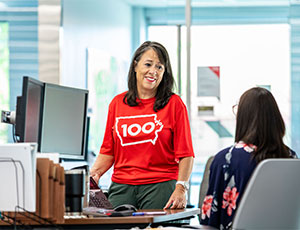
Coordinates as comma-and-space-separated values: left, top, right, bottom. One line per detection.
200, 87, 297, 229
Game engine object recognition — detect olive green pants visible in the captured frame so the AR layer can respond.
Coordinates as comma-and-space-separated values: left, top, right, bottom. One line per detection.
108, 180, 176, 209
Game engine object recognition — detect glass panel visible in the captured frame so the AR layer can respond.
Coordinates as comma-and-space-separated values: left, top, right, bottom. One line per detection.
189, 24, 290, 207
0, 23, 9, 144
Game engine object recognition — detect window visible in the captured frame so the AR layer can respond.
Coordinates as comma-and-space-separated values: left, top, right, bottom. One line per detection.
0, 23, 9, 144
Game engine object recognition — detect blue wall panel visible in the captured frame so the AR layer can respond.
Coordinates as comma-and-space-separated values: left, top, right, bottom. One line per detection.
0, 0, 39, 142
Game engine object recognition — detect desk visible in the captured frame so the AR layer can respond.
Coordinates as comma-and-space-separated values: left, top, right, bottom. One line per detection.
67, 208, 199, 224
0, 208, 217, 229
64, 208, 200, 229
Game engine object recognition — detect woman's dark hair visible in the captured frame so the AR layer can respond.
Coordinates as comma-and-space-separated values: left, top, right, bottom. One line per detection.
235, 87, 290, 163
123, 41, 175, 112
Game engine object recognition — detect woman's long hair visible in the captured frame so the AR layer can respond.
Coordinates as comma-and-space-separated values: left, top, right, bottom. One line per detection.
123, 41, 175, 112
235, 87, 290, 163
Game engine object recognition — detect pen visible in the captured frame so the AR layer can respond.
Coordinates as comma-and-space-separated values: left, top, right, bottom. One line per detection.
132, 212, 145, 216
132, 211, 166, 216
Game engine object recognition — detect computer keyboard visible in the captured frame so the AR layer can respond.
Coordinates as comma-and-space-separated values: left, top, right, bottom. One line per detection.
89, 189, 113, 209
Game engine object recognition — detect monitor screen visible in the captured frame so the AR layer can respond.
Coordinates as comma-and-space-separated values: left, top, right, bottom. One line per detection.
15, 76, 44, 143
40, 83, 88, 160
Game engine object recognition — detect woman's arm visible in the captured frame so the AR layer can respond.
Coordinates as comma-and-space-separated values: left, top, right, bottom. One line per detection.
164, 156, 194, 209
90, 154, 114, 183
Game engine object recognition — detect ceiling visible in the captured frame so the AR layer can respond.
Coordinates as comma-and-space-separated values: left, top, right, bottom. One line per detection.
124, 0, 290, 7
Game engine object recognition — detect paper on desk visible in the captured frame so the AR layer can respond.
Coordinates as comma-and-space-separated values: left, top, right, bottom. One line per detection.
83, 206, 114, 217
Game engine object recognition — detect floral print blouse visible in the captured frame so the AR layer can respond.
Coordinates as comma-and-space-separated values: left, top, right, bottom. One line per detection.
200, 141, 297, 230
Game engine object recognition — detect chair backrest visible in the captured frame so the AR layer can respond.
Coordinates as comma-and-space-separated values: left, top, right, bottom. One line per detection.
198, 155, 215, 209
232, 159, 300, 230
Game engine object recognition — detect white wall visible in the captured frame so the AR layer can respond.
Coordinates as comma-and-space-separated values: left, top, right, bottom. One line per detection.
61, 0, 132, 88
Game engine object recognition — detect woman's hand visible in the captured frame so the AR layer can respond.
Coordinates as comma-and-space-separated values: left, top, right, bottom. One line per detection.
90, 154, 114, 184
164, 156, 194, 209
164, 184, 187, 209
90, 166, 102, 183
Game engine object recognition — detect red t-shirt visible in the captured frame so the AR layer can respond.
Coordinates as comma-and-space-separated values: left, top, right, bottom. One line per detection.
100, 92, 194, 185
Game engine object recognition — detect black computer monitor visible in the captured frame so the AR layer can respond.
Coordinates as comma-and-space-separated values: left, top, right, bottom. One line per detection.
40, 83, 88, 160
15, 76, 44, 143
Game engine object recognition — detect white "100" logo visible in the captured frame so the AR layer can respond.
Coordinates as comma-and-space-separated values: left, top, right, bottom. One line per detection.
121, 122, 155, 137
116, 114, 163, 146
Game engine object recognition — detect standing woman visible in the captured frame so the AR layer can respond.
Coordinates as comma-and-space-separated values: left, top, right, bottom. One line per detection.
91, 41, 194, 209
200, 87, 297, 229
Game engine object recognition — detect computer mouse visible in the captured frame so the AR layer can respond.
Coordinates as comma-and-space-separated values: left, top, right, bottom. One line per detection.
114, 204, 138, 212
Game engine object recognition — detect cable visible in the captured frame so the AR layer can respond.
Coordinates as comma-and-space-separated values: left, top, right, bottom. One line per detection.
12, 125, 17, 143
12, 124, 19, 143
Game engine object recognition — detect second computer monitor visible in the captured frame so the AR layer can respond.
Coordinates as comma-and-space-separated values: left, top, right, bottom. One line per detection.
15, 76, 44, 143
40, 83, 88, 160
